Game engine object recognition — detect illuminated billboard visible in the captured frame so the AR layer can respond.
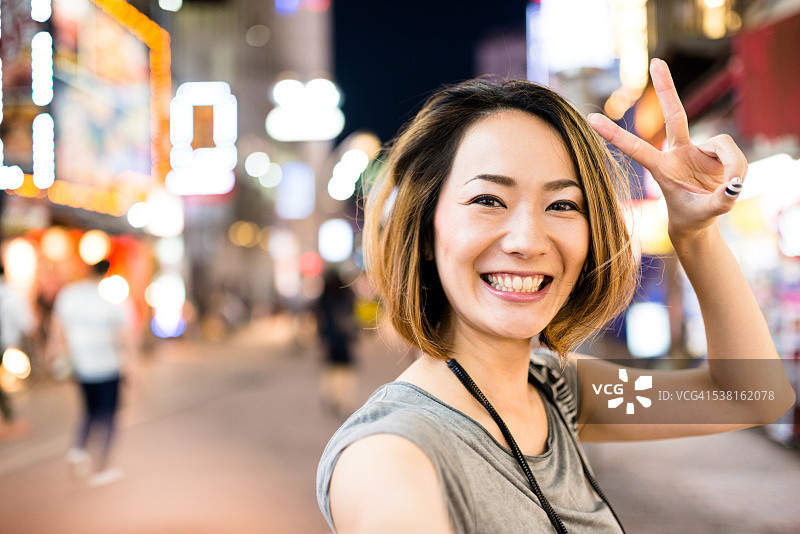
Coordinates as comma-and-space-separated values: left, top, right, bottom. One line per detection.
0, 0, 171, 217
52, 0, 151, 189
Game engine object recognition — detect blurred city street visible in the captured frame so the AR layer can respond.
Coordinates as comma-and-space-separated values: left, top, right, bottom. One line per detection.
0, 317, 798, 534
0, 1, 799, 533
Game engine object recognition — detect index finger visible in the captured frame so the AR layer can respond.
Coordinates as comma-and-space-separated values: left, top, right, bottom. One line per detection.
650, 58, 691, 147
588, 113, 661, 171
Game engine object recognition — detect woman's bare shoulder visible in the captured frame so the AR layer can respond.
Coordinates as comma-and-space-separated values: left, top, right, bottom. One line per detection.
330, 433, 453, 533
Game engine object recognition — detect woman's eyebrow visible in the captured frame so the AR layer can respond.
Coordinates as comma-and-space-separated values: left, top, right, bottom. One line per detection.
465, 174, 516, 187
465, 174, 582, 192
543, 178, 583, 192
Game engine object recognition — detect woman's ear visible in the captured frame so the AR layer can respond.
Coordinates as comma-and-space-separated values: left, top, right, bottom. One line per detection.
423, 238, 434, 261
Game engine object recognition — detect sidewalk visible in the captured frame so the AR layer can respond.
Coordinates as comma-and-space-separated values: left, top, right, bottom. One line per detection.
0, 316, 411, 534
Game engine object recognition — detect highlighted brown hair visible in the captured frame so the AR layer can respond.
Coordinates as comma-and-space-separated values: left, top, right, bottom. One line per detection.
363, 79, 637, 362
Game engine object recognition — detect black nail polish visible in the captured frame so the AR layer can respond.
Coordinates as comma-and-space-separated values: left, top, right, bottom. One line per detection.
724, 183, 742, 198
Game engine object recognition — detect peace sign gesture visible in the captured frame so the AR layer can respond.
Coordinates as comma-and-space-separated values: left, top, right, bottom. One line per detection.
588, 58, 747, 241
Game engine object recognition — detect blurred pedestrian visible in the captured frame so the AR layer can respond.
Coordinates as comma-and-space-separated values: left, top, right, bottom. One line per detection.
315, 268, 358, 417
0, 260, 34, 441
47, 259, 138, 486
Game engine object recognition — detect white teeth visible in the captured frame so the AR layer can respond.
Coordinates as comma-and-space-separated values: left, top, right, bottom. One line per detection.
484, 273, 546, 293
522, 277, 533, 290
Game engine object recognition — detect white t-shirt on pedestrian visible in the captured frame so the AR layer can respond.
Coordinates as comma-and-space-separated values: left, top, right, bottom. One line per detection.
53, 280, 129, 383
0, 277, 35, 349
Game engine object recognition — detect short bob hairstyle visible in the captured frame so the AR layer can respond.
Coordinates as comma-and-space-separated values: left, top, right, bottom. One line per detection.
363, 78, 637, 362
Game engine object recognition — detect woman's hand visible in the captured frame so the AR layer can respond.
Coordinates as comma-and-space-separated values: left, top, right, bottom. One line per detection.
588, 58, 747, 242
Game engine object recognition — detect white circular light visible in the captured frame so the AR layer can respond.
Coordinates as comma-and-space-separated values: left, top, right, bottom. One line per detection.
341, 149, 369, 174
31, 0, 53, 22
0, 166, 25, 190
272, 79, 304, 106
328, 176, 356, 201
2, 348, 31, 379
319, 219, 354, 263
245, 151, 271, 178
3, 238, 37, 286
258, 162, 283, 188
146, 190, 184, 237
78, 230, 111, 265
625, 302, 671, 358
159, 0, 183, 12
146, 273, 186, 310
99, 275, 130, 304
306, 78, 341, 108
127, 202, 151, 229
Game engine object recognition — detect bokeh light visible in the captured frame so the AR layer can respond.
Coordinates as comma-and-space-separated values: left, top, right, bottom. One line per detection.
127, 202, 152, 229
228, 221, 261, 248
145, 272, 186, 311
2, 348, 31, 379
275, 161, 315, 220
267, 228, 298, 261
41, 226, 72, 262
99, 275, 130, 304
245, 151, 271, 178
298, 251, 323, 278
78, 230, 111, 265
156, 237, 185, 265
159, 0, 183, 12
245, 25, 270, 47
318, 219, 354, 262
4, 238, 38, 287
258, 163, 283, 188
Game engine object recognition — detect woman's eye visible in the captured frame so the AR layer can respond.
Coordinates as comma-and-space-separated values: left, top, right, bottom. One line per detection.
548, 200, 580, 212
470, 195, 505, 208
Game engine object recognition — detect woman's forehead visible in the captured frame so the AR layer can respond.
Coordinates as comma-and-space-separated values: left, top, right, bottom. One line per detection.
448, 110, 578, 186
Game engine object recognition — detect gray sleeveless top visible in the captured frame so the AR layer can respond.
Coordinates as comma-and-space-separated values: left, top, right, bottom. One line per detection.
316, 351, 623, 533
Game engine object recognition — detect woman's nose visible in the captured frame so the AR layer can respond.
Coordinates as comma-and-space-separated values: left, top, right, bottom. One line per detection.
499, 211, 551, 258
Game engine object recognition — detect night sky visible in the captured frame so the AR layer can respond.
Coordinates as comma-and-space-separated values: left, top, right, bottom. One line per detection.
333, 0, 528, 144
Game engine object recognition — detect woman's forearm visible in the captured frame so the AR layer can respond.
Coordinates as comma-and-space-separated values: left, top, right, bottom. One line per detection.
670, 223, 795, 419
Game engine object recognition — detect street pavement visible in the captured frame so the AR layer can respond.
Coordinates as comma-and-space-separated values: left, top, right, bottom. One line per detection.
1, 315, 799, 533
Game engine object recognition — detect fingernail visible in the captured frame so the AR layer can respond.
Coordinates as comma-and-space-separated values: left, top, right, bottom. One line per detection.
725, 179, 743, 198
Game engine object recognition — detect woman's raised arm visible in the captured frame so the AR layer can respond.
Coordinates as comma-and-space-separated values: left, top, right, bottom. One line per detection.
577, 58, 795, 441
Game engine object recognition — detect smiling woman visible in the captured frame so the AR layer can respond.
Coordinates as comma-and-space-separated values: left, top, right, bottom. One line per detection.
316, 60, 795, 534
364, 80, 637, 361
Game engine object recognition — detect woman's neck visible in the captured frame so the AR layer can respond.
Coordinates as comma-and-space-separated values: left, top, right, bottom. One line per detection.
416, 324, 535, 415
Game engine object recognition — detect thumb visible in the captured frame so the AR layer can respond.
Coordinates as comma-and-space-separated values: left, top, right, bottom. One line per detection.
708, 177, 743, 216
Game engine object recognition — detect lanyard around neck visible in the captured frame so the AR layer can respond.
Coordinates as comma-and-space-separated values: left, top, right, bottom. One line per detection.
447, 358, 626, 534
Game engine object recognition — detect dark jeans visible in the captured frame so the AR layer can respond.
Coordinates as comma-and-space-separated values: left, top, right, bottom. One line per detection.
76, 376, 120, 469
0, 386, 14, 422
0, 353, 15, 423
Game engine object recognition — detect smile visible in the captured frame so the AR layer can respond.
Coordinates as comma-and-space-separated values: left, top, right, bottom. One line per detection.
481, 273, 552, 293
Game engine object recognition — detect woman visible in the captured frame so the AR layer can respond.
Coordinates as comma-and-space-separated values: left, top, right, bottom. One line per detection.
316, 59, 795, 533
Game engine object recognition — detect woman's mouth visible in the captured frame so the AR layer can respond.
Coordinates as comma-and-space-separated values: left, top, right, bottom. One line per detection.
480, 273, 552, 293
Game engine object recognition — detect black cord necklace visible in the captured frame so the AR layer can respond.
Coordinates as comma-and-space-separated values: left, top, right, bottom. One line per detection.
447, 358, 626, 534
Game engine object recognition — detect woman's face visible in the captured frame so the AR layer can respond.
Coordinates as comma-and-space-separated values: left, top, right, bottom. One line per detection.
432, 110, 590, 344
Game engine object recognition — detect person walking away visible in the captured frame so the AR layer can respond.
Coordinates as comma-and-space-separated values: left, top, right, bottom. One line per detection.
0, 260, 35, 440
48, 259, 138, 486
315, 269, 358, 417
